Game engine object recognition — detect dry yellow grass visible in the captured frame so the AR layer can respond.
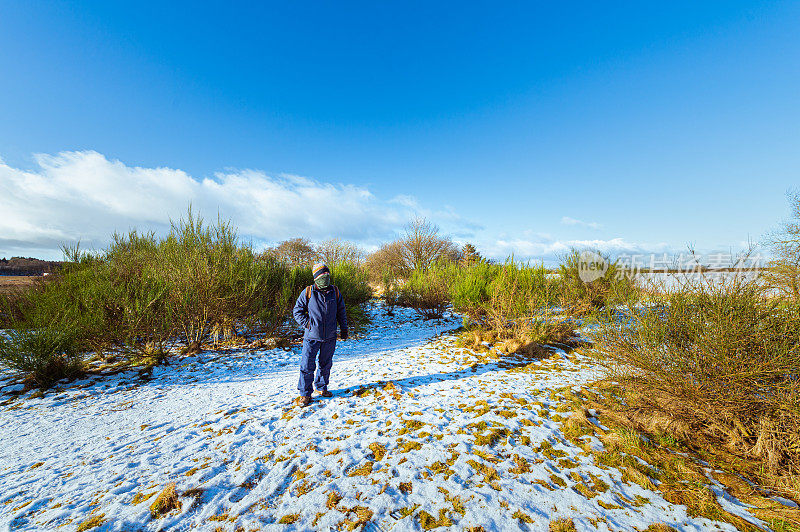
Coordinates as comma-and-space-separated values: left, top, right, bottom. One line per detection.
76, 514, 105, 532
416, 508, 452, 529
0, 276, 38, 296
278, 513, 299, 524
149, 482, 180, 518
510, 453, 531, 474
549, 518, 577, 532
340, 506, 374, 531
573, 382, 800, 530
369, 442, 387, 461
347, 461, 374, 477
326, 490, 342, 509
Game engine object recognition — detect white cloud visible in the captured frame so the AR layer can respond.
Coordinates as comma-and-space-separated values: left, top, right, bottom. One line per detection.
0, 151, 422, 258
389, 195, 484, 237
389, 195, 419, 209
560, 216, 601, 229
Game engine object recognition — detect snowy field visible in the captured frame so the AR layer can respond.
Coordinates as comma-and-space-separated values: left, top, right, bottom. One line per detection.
634, 271, 761, 291
0, 304, 764, 531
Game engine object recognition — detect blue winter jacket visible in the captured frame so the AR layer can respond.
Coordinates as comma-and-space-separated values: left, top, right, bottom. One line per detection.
292, 285, 348, 341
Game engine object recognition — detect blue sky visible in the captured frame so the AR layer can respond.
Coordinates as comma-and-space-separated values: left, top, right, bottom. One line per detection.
1, 1, 798, 263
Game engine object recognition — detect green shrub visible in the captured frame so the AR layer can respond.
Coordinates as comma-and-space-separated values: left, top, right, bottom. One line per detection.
393, 259, 559, 321
394, 260, 574, 348
447, 260, 497, 315
442, 259, 560, 325
0, 328, 83, 388
398, 264, 451, 319
596, 273, 800, 493
558, 248, 638, 315
2, 209, 373, 365
329, 261, 372, 305
483, 260, 559, 324
476, 261, 570, 352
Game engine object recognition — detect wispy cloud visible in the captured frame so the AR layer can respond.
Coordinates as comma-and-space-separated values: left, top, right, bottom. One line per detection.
560, 216, 601, 229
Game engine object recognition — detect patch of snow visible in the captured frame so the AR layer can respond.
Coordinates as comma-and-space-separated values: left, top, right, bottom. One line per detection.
771, 496, 798, 508
1, 383, 24, 393
703, 470, 767, 529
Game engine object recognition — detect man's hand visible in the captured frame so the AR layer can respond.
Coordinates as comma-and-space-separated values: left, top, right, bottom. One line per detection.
340, 331, 349, 341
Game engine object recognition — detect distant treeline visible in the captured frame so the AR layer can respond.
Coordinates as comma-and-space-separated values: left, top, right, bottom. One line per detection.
0, 257, 62, 276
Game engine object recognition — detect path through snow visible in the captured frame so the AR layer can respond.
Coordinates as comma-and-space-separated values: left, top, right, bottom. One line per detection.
0, 305, 761, 531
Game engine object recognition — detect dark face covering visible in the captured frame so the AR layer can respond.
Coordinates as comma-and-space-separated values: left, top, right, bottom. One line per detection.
315, 273, 331, 289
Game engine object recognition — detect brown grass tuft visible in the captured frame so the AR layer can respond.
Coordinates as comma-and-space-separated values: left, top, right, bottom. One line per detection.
549, 518, 577, 532
369, 442, 387, 461
76, 514, 105, 532
326, 490, 342, 509
416, 508, 453, 530
347, 461, 374, 477
278, 513, 300, 524
149, 482, 181, 518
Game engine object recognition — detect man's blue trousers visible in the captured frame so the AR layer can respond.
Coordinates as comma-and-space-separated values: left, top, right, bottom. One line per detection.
298, 337, 336, 396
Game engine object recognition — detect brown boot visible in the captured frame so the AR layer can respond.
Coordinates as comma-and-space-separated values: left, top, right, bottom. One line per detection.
297, 396, 312, 407
318, 390, 333, 398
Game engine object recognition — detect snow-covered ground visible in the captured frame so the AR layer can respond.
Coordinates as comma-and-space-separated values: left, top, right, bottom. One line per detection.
634, 271, 761, 291
0, 304, 762, 531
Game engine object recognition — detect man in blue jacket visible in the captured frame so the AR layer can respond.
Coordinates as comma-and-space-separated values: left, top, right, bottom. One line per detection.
292, 262, 348, 407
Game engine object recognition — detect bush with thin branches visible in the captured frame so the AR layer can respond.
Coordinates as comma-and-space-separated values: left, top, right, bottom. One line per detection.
0, 208, 371, 384
762, 190, 800, 300
265, 237, 319, 267
595, 273, 800, 495
316, 238, 365, 266
365, 217, 460, 281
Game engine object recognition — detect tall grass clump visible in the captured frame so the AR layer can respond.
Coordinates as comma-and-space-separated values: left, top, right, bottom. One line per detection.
596, 273, 800, 495
558, 248, 638, 315
0, 328, 83, 388
329, 261, 372, 306
397, 259, 576, 352
466, 260, 574, 354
